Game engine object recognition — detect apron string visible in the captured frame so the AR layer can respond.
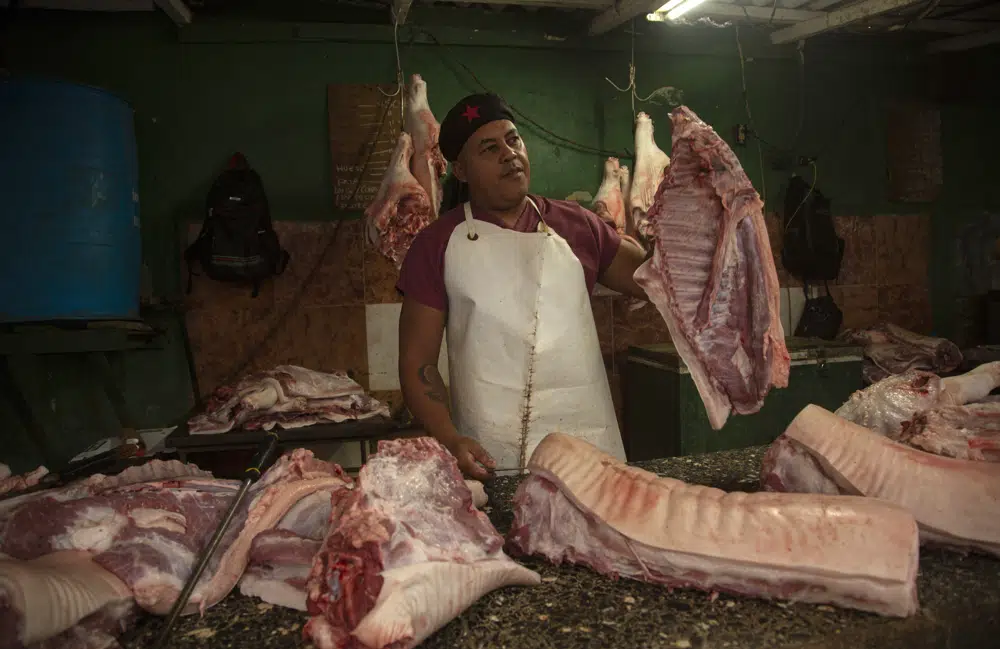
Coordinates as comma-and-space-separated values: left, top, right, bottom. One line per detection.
525, 196, 549, 235
462, 202, 479, 240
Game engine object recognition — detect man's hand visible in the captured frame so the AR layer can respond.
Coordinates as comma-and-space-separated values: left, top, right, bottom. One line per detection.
445, 435, 496, 481
599, 234, 650, 301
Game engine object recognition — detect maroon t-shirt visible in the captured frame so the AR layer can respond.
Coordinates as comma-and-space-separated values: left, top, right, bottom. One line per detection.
396, 195, 622, 312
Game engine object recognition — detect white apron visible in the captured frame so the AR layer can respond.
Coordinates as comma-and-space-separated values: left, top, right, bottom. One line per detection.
443, 199, 626, 475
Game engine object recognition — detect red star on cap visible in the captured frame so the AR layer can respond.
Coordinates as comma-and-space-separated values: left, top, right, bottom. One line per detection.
461, 104, 480, 123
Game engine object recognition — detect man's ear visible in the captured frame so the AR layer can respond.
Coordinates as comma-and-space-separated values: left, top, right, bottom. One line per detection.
452, 159, 467, 183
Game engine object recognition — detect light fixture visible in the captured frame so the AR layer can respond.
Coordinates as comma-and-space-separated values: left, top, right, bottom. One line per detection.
650, 0, 709, 20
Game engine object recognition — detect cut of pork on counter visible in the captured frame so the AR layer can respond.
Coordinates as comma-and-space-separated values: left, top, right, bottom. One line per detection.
833, 362, 1000, 459
841, 322, 962, 384
304, 437, 541, 649
366, 131, 434, 270
0, 450, 351, 647
897, 401, 1000, 461
187, 365, 390, 434
761, 404, 1000, 557
507, 432, 920, 618
240, 472, 490, 613
633, 106, 790, 430
404, 74, 447, 219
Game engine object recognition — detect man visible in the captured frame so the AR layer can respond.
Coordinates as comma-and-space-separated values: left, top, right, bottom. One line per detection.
396, 92, 649, 480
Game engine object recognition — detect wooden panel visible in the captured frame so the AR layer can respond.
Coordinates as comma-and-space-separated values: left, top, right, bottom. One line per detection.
886, 103, 943, 203
328, 84, 403, 212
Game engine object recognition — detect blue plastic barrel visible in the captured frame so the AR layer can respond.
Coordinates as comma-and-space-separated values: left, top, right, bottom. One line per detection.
0, 76, 141, 323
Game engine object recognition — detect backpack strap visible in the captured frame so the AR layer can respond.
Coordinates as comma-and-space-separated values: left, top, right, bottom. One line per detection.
276, 248, 290, 276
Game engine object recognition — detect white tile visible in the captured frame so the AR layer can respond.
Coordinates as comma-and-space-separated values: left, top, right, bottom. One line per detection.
365, 302, 449, 391
779, 286, 807, 335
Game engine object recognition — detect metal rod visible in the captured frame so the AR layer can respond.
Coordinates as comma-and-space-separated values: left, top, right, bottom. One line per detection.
152, 431, 280, 649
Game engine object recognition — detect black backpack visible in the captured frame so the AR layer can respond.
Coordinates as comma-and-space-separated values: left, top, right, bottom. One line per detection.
780, 175, 844, 282
184, 153, 290, 297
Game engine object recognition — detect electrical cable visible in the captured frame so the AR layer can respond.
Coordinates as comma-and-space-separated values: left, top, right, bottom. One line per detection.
734, 25, 767, 207
379, 8, 406, 126
605, 18, 661, 118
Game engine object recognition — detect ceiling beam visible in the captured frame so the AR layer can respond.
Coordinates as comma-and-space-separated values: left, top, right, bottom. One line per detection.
434, 0, 610, 7
664, 2, 825, 23
904, 19, 995, 35
2, 0, 153, 8
646, 4, 981, 35
806, 0, 843, 9
153, 0, 191, 25
927, 27, 1000, 53
590, 0, 659, 36
931, 0, 997, 20
769, 0, 920, 44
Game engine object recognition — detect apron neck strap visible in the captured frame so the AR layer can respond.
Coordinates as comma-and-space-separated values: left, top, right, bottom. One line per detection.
462, 202, 479, 241
463, 197, 543, 240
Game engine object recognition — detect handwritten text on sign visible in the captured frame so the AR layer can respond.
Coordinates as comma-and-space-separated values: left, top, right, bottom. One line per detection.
328, 85, 402, 212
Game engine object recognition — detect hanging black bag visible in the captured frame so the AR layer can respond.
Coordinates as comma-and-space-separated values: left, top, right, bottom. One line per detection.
795, 280, 843, 340
184, 153, 290, 297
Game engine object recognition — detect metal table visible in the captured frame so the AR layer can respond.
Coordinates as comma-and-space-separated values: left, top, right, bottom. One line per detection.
165, 417, 420, 470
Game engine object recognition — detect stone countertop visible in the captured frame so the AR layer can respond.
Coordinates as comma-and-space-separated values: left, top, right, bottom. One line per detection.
125, 447, 1000, 649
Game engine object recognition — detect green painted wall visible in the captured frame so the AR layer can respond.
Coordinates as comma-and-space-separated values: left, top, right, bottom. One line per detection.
0, 9, 937, 471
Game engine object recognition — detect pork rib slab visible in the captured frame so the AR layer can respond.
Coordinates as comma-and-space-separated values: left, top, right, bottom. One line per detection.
508, 432, 919, 617
0, 551, 131, 646
633, 106, 789, 430
763, 404, 1000, 556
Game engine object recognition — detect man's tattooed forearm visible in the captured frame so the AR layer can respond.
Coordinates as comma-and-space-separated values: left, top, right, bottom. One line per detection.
417, 364, 449, 404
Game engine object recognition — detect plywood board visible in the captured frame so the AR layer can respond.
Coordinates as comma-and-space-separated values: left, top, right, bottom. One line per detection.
328, 84, 403, 211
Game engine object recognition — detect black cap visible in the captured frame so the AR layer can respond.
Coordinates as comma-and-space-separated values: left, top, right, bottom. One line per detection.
439, 93, 516, 162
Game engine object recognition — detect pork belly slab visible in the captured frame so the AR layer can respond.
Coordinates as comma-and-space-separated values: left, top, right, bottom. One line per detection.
0, 551, 131, 648
633, 106, 789, 430
508, 432, 919, 618
762, 404, 1000, 557
304, 437, 540, 649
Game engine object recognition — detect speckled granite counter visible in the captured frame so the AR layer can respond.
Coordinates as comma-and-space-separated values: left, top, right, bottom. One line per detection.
125, 447, 1000, 649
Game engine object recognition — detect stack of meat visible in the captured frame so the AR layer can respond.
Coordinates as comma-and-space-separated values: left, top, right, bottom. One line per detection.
840, 322, 962, 384
0, 438, 520, 649
366, 74, 448, 269
187, 365, 390, 435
